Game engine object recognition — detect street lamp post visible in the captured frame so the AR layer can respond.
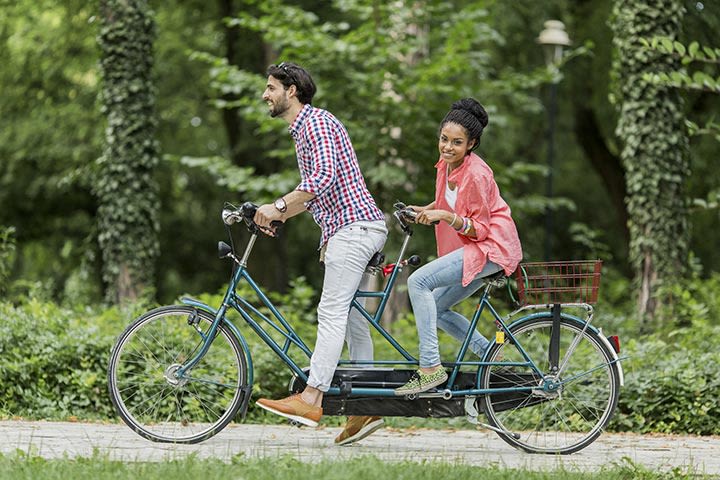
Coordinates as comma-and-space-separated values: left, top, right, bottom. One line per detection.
537, 20, 571, 261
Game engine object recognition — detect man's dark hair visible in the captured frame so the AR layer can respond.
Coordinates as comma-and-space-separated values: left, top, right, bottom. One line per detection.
439, 98, 489, 152
267, 62, 317, 105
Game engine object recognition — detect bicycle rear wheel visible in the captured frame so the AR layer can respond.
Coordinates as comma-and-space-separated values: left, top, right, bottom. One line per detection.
479, 314, 620, 454
108, 305, 248, 443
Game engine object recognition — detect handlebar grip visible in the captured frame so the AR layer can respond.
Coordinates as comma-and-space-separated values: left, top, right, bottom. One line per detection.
241, 202, 258, 219
269, 220, 284, 238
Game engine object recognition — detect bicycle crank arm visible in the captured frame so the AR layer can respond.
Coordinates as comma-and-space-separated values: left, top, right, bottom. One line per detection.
406, 389, 453, 400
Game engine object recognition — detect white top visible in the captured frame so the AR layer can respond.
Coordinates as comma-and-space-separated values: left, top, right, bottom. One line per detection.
445, 165, 458, 209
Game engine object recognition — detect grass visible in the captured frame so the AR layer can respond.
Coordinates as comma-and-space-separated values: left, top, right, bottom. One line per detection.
0, 454, 707, 480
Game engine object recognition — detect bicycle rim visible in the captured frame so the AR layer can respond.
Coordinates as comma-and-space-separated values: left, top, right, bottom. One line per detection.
479, 315, 620, 454
108, 306, 247, 443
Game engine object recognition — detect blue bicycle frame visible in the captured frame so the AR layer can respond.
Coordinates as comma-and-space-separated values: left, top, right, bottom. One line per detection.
175, 223, 621, 402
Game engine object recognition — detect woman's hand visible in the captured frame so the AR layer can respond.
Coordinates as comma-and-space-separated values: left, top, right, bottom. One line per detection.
416, 209, 452, 226
404, 203, 434, 223
407, 203, 432, 212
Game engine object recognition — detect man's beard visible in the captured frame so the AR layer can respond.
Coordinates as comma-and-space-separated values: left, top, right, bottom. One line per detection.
270, 97, 290, 118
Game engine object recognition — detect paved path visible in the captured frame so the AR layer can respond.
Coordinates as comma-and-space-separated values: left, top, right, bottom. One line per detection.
1, 421, 718, 475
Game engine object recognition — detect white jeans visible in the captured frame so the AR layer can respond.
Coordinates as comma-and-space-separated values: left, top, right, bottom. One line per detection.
308, 220, 387, 391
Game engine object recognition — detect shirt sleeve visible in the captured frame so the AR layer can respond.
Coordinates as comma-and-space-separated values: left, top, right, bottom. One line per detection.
461, 171, 493, 242
295, 115, 337, 197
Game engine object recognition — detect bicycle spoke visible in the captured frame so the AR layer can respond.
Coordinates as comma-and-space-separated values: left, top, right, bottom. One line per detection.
109, 306, 247, 443
481, 315, 619, 454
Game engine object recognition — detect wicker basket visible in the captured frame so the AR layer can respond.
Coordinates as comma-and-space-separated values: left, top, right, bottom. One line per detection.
515, 260, 603, 305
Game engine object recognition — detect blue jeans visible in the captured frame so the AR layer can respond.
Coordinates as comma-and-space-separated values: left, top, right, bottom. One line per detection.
407, 247, 502, 368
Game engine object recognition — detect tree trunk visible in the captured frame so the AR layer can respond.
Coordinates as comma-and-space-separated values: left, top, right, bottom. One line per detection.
97, 0, 160, 303
610, 0, 690, 324
218, 0, 242, 165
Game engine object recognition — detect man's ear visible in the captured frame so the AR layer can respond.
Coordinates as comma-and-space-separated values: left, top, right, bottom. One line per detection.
287, 84, 297, 98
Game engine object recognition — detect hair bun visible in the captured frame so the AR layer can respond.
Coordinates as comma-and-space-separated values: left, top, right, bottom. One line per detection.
451, 98, 488, 129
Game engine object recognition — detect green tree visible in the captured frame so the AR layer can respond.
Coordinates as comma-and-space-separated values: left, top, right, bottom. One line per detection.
96, 0, 160, 303
610, 0, 690, 323
191, 1, 551, 281
0, 1, 104, 301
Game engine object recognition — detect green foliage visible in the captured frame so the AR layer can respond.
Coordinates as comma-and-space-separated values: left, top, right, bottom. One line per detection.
568, 222, 614, 261
612, 330, 720, 435
0, 227, 16, 296
639, 35, 720, 147
640, 36, 720, 93
0, 1, 103, 300
95, 0, 161, 303
610, 0, 690, 320
3, 270, 720, 437
170, 154, 300, 204
197, 0, 551, 213
0, 301, 120, 419
0, 454, 701, 480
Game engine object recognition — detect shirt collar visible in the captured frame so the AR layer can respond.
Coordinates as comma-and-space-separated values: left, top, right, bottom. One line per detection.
436, 153, 475, 181
289, 104, 314, 140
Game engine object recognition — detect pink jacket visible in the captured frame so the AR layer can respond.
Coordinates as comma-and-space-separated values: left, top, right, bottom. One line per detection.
434, 152, 523, 286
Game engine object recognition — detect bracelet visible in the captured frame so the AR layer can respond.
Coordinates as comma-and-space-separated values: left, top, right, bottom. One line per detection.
461, 217, 472, 236
450, 213, 458, 229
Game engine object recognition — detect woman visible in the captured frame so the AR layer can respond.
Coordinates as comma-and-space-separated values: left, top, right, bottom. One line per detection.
395, 98, 523, 396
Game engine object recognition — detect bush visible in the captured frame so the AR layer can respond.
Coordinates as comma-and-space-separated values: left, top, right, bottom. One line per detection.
1, 276, 719, 437
610, 327, 720, 435
0, 300, 121, 419
0, 226, 16, 296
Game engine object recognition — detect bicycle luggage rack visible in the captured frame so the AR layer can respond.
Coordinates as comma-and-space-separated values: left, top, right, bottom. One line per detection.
516, 260, 602, 306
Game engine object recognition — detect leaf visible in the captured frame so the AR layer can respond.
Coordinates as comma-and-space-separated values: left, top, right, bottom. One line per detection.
688, 41, 699, 57
673, 41, 686, 56
660, 37, 674, 53
703, 46, 717, 60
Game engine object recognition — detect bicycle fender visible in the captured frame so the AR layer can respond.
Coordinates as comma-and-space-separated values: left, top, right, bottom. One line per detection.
180, 296, 218, 315
597, 328, 625, 387
179, 297, 257, 412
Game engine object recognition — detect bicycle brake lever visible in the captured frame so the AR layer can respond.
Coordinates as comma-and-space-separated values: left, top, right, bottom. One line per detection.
269, 220, 284, 238
257, 220, 284, 238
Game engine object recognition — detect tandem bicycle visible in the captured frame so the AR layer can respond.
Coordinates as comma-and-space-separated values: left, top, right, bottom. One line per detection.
107, 202, 624, 454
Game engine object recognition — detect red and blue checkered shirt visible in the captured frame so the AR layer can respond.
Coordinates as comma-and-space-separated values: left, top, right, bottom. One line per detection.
290, 104, 385, 248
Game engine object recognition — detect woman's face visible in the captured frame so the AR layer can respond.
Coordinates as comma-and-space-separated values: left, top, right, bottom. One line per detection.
438, 122, 475, 166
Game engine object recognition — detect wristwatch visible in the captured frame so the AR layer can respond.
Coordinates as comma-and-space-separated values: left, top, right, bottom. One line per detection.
274, 197, 287, 214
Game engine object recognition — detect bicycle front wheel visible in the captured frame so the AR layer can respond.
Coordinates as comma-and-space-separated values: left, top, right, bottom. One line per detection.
479, 314, 620, 454
108, 305, 248, 443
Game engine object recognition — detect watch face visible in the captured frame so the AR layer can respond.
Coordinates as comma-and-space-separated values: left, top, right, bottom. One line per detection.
274, 198, 287, 213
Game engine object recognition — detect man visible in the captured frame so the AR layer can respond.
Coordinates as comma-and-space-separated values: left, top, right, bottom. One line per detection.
254, 62, 387, 446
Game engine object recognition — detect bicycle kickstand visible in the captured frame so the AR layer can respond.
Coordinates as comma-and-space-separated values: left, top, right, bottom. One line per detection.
464, 397, 520, 439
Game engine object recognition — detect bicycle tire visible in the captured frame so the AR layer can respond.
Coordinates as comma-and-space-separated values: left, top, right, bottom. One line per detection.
108, 305, 248, 443
478, 314, 620, 454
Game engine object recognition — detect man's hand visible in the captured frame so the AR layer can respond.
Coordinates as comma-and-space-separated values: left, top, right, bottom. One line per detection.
254, 204, 283, 230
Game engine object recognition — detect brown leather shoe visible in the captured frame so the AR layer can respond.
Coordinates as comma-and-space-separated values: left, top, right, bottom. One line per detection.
256, 394, 322, 427
334, 416, 384, 446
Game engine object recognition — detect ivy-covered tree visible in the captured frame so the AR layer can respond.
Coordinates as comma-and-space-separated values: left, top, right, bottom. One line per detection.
610, 0, 690, 323
96, 0, 160, 303
642, 37, 720, 140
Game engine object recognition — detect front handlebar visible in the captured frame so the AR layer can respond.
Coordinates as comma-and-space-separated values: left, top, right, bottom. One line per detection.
222, 202, 282, 237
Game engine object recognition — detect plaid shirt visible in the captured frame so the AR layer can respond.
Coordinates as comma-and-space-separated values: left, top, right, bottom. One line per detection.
290, 104, 384, 247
